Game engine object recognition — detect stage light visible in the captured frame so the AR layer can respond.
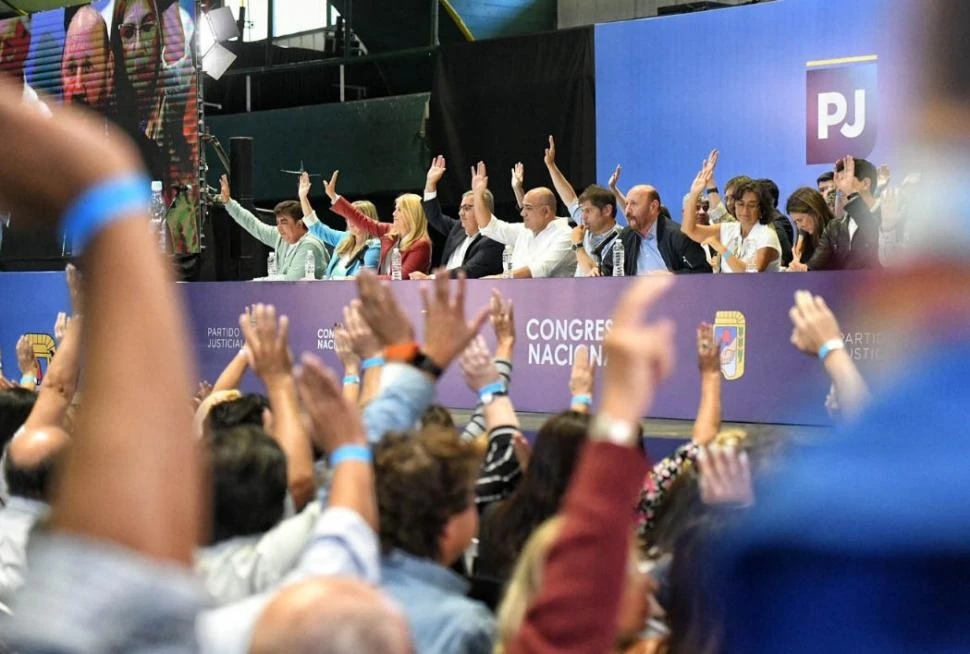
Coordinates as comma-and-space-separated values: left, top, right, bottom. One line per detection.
199, 6, 238, 80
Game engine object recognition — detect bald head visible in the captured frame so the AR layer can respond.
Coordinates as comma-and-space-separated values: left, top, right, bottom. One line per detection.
62, 6, 112, 109
521, 187, 558, 234
4, 426, 70, 502
250, 578, 411, 654
625, 184, 662, 235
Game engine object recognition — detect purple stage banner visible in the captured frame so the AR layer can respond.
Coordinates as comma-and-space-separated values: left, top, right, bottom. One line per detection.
182, 272, 884, 426
0, 272, 886, 426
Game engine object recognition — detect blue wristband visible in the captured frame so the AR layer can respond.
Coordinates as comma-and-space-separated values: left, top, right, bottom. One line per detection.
61, 174, 152, 253
818, 339, 845, 361
329, 444, 372, 467
571, 394, 593, 406
343, 375, 361, 385
723, 248, 733, 260
477, 382, 506, 400
361, 356, 385, 371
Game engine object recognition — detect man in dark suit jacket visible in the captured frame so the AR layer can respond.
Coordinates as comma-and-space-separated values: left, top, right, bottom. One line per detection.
758, 179, 795, 267
411, 156, 504, 279
601, 185, 711, 275
804, 157, 881, 271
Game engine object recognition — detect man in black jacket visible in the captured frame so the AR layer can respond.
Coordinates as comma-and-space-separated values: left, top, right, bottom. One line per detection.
601, 185, 711, 275
796, 157, 881, 271
757, 178, 795, 267
411, 155, 504, 279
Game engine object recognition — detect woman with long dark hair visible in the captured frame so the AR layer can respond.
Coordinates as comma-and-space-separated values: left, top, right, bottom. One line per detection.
785, 187, 835, 269
475, 411, 589, 584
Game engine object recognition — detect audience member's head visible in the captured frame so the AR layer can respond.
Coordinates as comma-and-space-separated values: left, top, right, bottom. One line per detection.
757, 179, 781, 209
193, 389, 242, 437
392, 193, 431, 250
786, 187, 835, 249
625, 185, 663, 236
207, 393, 271, 433
250, 577, 411, 654
724, 175, 752, 216
0, 388, 37, 450
489, 411, 589, 573
520, 187, 558, 235
419, 404, 455, 431
578, 185, 617, 233
460, 189, 494, 237
733, 181, 773, 226
274, 200, 309, 245
4, 426, 71, 502
374, 428, 480, 567
816, 171, 835, 195
495, 516, 652, 654
207, 424, 287, 544
336, 200, 379, 257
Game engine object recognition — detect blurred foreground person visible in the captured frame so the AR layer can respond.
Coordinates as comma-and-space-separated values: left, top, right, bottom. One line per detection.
718, 3, 970, 651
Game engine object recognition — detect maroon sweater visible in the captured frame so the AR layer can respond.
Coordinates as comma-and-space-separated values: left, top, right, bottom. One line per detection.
509, 442, 649, 654
331, 196, 431, 278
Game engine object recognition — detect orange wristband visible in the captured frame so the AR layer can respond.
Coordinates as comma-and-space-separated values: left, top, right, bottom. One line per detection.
384, 342, 420, 362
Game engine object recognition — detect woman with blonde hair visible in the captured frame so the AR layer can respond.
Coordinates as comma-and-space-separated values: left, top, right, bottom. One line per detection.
323, 170, 432, 279
298, 173, 380, 279
495, 517, 657, 654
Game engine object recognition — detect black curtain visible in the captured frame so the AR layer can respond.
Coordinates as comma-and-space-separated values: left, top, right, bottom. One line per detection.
428, 26, 596, 218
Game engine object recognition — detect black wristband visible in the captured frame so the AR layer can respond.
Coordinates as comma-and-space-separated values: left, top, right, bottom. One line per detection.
706, 187, 718, 194
408, 350, 444, 379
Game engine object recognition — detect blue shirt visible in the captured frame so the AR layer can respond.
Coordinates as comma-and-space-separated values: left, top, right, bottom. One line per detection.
636, 222, 667, 274
303, 211, 380, 279
381, 550, 495, 654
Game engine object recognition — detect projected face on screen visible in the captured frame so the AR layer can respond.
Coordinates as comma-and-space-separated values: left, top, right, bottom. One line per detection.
114, 0, 161, 111
61, 7, 112, 109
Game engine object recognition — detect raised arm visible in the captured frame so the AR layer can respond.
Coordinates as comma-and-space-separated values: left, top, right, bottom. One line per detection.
343, 301, 383, 408
789, 290, 870, 421
693, 322, 722, 445
511, 162, 526, 210
333, 327, 361, 405
219, 174, 281, 249
461, 289, 516, 442
568, 345, 595, 414
240, 304, 316, 511
23, 311, 81, 430
212, 347, 250, 393
509, 278, 674, 654
324, 170, 389, 238
423, 155, 461, 237
608, 165, 627, 214
682, 150, 722, 244
15, 335, 38, 390
473, 161, 525, 247
297, 172, 314, 219
543, 136, 579, 210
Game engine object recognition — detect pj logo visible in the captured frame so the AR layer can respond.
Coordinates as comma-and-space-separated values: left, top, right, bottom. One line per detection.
806, 56, 877, 165
714, 311, 745, 381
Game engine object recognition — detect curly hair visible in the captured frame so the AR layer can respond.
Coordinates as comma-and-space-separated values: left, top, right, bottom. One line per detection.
374, 428, 480, 560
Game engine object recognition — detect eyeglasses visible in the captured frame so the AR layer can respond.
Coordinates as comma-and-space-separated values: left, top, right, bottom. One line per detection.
118, 20, 157, 43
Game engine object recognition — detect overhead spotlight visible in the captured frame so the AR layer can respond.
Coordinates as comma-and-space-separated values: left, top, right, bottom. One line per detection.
199, 6, 239, 80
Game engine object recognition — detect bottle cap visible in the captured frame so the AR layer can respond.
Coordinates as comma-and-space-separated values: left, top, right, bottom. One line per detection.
151, 181, 163, 192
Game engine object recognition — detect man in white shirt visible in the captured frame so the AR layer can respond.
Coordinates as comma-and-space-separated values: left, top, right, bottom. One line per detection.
471, 161, 576, 278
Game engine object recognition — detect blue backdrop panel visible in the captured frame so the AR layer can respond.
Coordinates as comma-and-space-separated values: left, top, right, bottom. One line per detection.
0, 272, 69, 379
595, 0, 918, 221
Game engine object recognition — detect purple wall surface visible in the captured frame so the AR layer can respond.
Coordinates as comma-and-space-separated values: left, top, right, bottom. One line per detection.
180, 273, 884, 426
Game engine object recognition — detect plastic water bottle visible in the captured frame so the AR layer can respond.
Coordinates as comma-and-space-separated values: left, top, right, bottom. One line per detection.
303, 251, 316, 280
390, 243, 403, 281
149, 180, 169, 253
267, 252, 277, 278
502, 244, 514, 278
612, 238, 625, 277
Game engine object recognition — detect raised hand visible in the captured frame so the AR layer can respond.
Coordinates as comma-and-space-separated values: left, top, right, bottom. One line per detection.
569, 344, 595, 398
239, 303, 293, 384
298, 171, 311, 200
421, 270, 490, 369
511, 162, 524, 190
296, 353, 366, 452
512, 432, 532, 471
458, 335, 501, 393
543, 135, 557, 168
219, 174, 231, 204
834, 156, 864, 195
426, 155, 447, 192
702, 149, 719, 188
696, 322, 720, 374
355, 271, 415, 347
192, 381, 213, 411
600, 278, 675, 424
789, 290, 843, 356
489, 288, 515, 348
608, 164, 622, 190
571, 224, 586, 246
473, 161, 489, 195
697, 445, 754, 506
54, 312, 71, 344
324, 170, 340, 202
66, 263, 83, 316
334, 326, 361, 370
16, 335, 36, 378
343, 300, 383, 360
